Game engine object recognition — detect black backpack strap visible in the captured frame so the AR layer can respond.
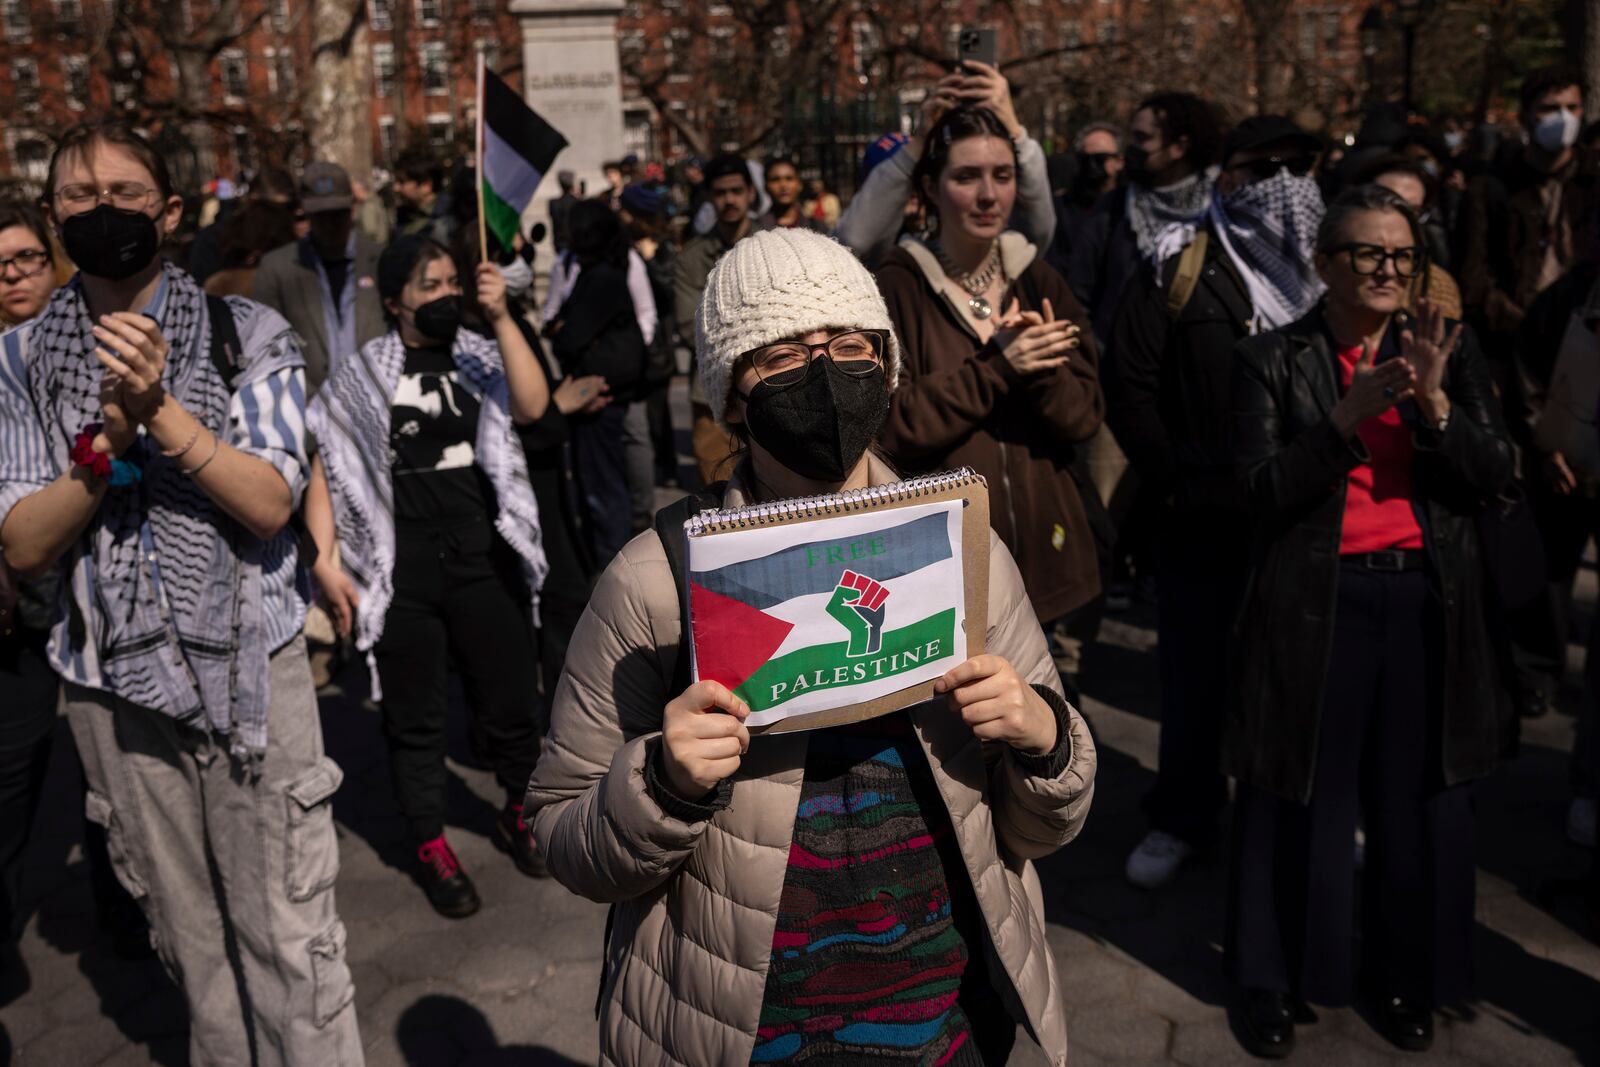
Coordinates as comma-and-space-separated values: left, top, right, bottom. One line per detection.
205, 294, 242, 391
651, 483, 726, 693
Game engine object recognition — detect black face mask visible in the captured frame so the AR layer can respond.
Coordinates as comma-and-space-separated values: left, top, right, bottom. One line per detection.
1122, 144, 1153, 184
741, 357, 889, 483
407, 294, 461, 344
60, 203, 161, 281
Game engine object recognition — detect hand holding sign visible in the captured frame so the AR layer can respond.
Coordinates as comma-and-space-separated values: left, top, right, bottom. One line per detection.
660, 680, 751, 799
934, 654, 1057, 755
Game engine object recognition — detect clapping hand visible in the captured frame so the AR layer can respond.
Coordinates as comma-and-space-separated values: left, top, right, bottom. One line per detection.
993, 297, 1080, 376
1400, 299, 1462, 425
1330, 343, 1415, 438
92, 313, 168, 422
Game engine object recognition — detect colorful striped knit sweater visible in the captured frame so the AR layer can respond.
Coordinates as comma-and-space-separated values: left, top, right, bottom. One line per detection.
752, 712, 1008, 1065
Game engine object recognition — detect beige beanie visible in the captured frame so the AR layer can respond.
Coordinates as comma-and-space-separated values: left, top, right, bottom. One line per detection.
695, 227, 900, 430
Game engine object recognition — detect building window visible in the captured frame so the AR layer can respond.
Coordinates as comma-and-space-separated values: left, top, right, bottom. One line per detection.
275, 48, 294, 94
708, 24, 733, 64
221, 50, 248, 100
111, 49, 136, 104
373, 43, 395, 96
417, 0, 441, 26
10, 134, 50, 182
470, 0, 494, 19
1323, 12, 1341, 50
12, 58, 39, 107
54, 0, 80, 35
271, 0, 290, 31
369, 0, 391, 30
63, 54, 88, 108
3, 0, 29, 40
233, 127, 253, 172
421, 42, 447, 94
771, 25, 789, 57
426, 113, 453, 148
379, 117, 396, 162
1059, 23, 1081, 48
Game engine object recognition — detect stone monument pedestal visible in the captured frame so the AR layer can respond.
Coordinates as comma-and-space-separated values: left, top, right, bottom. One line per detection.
510, 0, 625, 295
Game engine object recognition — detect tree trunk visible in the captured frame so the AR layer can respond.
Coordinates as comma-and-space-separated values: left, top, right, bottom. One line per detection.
1582, 0, 1600, 116
305, 0, 373, 178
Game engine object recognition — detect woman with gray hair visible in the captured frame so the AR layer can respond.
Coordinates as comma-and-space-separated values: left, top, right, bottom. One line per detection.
1223, 184, 1512, 1056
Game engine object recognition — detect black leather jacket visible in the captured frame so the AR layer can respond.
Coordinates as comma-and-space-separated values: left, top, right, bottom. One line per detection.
1226, 306, 1513, 802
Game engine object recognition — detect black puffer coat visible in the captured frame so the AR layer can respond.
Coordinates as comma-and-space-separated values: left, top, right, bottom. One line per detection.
1226, 306, 1513, 803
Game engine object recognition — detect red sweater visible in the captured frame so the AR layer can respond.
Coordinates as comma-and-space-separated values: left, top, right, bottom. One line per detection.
1336, 344, 1425, 554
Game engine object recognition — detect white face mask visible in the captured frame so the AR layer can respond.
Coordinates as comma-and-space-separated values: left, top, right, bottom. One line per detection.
499, 255, 533, 299
1442, 131, 1464, 151
1532, 107, 1581, 154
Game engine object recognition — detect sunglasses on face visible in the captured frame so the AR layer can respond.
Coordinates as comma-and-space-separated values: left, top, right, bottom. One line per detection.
1331, 243, 1422, 278
1233, 154, 1318, 182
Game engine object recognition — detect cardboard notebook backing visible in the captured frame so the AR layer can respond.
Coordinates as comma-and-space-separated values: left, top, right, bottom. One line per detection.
682, 469, 991, 735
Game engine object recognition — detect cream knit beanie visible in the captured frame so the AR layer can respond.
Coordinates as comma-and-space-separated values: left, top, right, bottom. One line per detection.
696, 227, 900, 430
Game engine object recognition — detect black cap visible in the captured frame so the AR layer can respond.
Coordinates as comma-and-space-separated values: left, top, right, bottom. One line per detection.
1222, 115, 1322, 163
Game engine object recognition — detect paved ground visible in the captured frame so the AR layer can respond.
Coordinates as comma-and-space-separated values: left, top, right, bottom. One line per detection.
3, 387, 1598, 1065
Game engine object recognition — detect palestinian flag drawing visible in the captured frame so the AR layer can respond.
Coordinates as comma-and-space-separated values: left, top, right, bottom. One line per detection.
476, 55, 567, 253
688, 501, 968, 729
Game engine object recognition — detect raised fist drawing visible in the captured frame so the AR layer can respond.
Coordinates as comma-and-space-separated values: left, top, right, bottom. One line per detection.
826, 570, 889, 657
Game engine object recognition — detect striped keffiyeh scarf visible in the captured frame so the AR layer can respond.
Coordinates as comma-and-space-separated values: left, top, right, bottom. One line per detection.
19, 262, 302, 754
1207, 171, 1327, 333
307, 328, 547, 651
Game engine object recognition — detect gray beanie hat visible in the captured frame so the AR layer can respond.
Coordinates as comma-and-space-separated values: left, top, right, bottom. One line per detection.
695, 228, 900, 430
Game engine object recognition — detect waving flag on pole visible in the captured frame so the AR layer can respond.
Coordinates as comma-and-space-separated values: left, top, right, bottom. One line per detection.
475, 54, 567, 258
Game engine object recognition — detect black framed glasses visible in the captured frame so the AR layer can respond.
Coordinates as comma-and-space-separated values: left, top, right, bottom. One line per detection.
743, 329, 887, 385
1331, 243, 1422, 279
0, 248, 50, 279
1235, 154, 1318, 181
53, 181, 160, 215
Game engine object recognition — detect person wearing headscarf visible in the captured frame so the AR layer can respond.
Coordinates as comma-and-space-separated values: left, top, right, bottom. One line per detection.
1107, 116, 1326, 893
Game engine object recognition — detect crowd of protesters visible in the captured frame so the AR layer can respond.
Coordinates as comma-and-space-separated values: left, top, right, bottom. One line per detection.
0, 53, 1598, 1066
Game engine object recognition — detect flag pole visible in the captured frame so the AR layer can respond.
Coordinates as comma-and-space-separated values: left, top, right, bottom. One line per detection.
475, 50, 488, 265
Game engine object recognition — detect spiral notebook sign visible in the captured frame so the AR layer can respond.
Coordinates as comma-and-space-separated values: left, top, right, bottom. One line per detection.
684, 470, 990, 733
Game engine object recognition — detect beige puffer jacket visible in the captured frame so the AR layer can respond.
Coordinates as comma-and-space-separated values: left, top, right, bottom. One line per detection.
527, 460, 1098, 1067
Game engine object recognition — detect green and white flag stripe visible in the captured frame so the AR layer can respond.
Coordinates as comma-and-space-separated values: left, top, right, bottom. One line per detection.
479, 64, 567, 250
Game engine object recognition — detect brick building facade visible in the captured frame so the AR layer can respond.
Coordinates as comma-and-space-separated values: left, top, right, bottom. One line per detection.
0, 0, 523, 192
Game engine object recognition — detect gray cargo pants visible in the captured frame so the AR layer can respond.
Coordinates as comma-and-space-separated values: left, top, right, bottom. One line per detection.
65, 634, 363, 1066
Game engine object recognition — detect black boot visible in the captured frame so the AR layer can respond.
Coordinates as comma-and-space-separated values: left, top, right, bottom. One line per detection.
1238, 988, 1295, 1058
416, 835, 480, 919
1374, 994, 1434, 1051
494, 803, 548, 878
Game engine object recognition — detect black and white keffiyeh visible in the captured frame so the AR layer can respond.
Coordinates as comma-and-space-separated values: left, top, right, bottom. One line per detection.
19, 262, 302, 754
1128, 172, 1215, 263
1208, 172, 1327, 333
307, 328, 547, 652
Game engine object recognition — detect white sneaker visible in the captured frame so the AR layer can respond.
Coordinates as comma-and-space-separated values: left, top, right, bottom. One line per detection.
1568, 797, 1598, 849
1125, 830, 1194, 889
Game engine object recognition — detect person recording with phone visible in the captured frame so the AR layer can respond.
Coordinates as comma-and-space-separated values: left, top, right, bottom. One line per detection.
837, 58, 1057, 269
1225, 185, 1511, 1057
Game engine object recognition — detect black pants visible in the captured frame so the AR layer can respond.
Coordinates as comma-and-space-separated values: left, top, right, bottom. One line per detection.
1507, 486, 1600, 709
571, 404, 633, 570
1143, 537, 1247, 848
374, 517, 543, 843
1226, 565, 1475, 1007
0, 630, 133, 942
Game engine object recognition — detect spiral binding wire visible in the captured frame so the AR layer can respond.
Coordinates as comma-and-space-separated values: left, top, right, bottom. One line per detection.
684, 467, 985, 537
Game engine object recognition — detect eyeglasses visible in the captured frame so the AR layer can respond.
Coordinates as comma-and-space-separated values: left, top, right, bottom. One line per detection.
0, 248, 50, 279
1233, 155, 1318, 181
742, 329, 886, 385
1331, 243, 1422, 278
53, 181, 160, 215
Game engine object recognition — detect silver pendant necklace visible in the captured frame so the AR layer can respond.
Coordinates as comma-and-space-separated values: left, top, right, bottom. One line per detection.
933, 240, 1003, 319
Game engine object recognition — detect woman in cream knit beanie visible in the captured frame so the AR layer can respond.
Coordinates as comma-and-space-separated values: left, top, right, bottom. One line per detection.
527, 221, 1097, 1067
695, 227, 901, 432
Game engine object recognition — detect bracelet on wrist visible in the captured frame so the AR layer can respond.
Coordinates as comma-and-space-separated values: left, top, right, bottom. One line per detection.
183, 434, 221, 478
161, 423, 201, 459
